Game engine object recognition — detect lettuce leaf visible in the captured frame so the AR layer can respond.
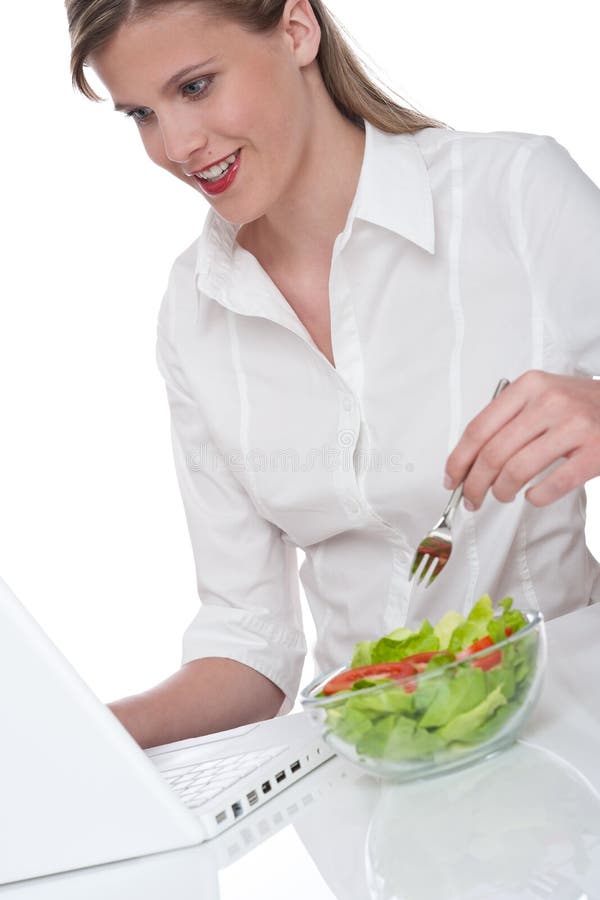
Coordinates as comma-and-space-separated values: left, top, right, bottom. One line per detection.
350, 641, 374, 668
348, 686, 414, 714
372, 619, 439, 663
355, 714, 396, 758
350, 627, 412, 668
433, 609, 465, 650
386, 717, 445, 760
486, 596, 528, 643
418, 666, 486, 729
438, 685, 507, 743
447, 594, 494, 653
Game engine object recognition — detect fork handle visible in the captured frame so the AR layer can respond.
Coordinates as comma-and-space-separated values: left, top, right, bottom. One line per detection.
439, 377, 510, 527
438, 485, 464, 530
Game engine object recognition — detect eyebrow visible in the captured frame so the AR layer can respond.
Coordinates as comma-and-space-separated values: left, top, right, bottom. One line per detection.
113, 57, 218, 111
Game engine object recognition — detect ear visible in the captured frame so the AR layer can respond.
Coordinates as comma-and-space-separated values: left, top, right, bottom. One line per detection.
280, 0, 321, 67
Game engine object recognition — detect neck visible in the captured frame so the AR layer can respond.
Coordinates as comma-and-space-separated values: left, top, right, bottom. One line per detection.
238, 78, 366, 269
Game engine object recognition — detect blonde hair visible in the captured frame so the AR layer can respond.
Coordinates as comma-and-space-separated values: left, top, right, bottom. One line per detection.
65, 0, 452, 135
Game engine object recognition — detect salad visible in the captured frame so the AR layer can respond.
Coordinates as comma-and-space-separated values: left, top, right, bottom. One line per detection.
319, 595, 538, 761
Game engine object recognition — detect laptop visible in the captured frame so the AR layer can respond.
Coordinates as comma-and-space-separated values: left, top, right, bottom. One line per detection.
0, 575, 334, 885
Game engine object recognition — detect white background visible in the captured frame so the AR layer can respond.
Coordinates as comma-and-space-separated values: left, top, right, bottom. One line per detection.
0, 1, 598, 706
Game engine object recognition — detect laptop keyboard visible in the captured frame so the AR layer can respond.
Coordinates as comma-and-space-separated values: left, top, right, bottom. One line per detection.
159, 745, 288, 809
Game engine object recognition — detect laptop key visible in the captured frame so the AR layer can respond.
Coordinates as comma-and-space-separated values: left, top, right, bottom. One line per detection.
161, 745, 288, 810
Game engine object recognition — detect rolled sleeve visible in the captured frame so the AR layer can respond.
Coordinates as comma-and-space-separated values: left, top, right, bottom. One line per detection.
155, 281, 306, 714
518, 136, 600, 375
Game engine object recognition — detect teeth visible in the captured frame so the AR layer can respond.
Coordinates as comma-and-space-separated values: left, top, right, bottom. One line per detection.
198, 152, 238, 181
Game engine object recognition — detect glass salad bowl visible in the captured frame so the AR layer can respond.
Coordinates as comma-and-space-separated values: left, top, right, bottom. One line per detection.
300, 601, 546, 781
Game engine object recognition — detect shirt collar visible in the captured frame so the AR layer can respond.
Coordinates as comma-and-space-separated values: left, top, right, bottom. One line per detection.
353, 119, 435, 254
195, 119, 436, 291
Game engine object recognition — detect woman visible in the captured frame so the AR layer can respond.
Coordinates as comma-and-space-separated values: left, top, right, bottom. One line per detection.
65, 0, 600, 749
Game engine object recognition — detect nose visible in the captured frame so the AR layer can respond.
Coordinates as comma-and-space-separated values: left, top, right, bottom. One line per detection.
159, 111, 208, 166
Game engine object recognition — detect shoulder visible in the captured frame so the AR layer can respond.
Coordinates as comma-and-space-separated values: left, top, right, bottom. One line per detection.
167, 228, 206, 291
413, 124, 557, 158
412, 125, 565, 182
158, 210, 218, 333
411, 127, 581, 219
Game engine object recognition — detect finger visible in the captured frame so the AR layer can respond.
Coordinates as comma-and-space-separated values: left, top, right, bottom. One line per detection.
445, 382, 527, 487
525, 446, 600, 507
490, 426, 583, 504
493, 406, 600, 505
460, 412, 548, 508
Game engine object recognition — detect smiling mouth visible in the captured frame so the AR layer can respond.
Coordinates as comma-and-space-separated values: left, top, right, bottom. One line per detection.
194, 149, 240, 182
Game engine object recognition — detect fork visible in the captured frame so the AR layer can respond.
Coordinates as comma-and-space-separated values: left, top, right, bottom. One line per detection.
409, 377, 510, 588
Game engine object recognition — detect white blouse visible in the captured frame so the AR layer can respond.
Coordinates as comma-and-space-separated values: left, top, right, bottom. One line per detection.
156, 119, 600, 712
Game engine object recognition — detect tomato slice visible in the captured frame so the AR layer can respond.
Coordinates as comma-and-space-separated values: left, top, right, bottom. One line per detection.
469, 636, 501, 670
323, 627, 516, 696
456, 633, 505, 671
469, 636, 495, 654
401, 651, 440, 673
471, 650, 502, 671
402, 652, 439, 664
322, 661, 416, 696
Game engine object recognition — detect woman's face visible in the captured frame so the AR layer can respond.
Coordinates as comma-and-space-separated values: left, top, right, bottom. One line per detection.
90, 1, 319, 225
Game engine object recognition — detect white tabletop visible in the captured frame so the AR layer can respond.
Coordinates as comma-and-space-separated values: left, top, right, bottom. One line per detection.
2, 603, 599, 899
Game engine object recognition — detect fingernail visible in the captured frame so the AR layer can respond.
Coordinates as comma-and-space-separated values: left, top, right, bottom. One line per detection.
443, 473, 453, 490
463, 498, 475, 512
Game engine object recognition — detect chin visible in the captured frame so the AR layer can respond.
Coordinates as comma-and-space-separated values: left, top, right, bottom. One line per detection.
209, 197, 267, 228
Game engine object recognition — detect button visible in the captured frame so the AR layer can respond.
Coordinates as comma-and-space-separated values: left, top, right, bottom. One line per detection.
346, 500, 361, 516
342, 396, 353, 412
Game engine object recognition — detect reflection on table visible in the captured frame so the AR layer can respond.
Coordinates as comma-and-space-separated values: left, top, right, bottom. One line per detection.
1, 604, 598, 900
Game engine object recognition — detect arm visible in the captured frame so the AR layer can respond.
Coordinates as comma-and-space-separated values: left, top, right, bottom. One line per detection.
107, 656, 285, 750
445, 137, 600, 509
149, 266, 305, 731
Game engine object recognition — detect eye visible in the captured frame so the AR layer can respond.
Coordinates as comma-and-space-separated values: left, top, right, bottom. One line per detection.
182, 76, 214, 98
124, 107, 151, 125
122, 75, 215, 126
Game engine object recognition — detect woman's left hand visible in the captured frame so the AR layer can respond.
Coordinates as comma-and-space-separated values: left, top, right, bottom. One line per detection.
444, 370, 600, 509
